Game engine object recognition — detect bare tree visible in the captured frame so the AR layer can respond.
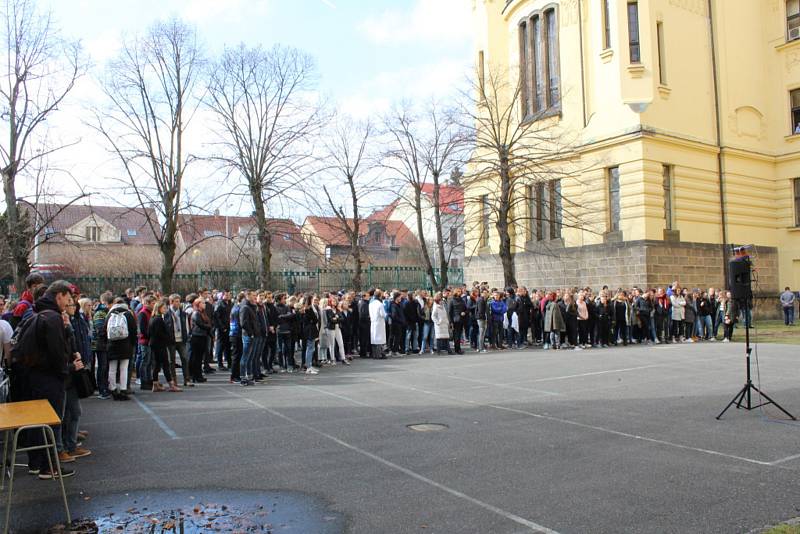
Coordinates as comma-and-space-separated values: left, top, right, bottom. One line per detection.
314, 116, 379, 291
461, 68, 587, 288
0, 0, 84, 289
92, 18, 203, 294
206, 44, 324, 288
382, 102, 467, 291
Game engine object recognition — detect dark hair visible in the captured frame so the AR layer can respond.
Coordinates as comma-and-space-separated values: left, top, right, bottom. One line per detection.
25, 273, 45, 288
100, 291, 113, 305
786, 287, 791, 291
46, 280, 72, 297
33, 285, 47, 300
113, 297, 125, 305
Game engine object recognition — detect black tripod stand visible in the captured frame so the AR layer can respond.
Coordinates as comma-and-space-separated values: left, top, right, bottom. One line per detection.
716, 302, 796, 420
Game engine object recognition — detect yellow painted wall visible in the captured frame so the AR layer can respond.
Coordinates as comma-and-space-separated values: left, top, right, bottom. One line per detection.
468, 0, 800, 289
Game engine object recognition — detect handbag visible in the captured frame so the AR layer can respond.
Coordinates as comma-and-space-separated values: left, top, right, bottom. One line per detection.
73, 368, 96, 399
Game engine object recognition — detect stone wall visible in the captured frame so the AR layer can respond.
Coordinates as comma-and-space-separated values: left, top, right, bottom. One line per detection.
465, 240, 779, 296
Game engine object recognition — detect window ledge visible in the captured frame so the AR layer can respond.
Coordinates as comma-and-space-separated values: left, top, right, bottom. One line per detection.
785, 133, 800, 142
775, 38, 800, 52
627, 64, 645, 78
521, 107, 562, 125
787, 226, 800, 232
477, 246, 491, 255
599, 48, 614, 63
657, 85, 671, 99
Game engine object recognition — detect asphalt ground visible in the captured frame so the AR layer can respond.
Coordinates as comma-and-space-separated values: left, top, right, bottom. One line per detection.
5, 340, 800, 533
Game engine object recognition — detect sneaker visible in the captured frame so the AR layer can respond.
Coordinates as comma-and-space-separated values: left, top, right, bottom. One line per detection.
686, 338, 694, 343
479, 349, 488, 354
305, 368, 314, 374
58, 451, 75, 464
27, 466, 40, 475
97, 393, 112, 400
709, 338, 717, 342
69, 447, 91, 459
722, 338, 730, 343
342, 360, 351, 365
135, 378, 141, 386
39, 467, 75, 480
574, 346, 583, 351
309, 368, 319, 374
279, 369, 287, 374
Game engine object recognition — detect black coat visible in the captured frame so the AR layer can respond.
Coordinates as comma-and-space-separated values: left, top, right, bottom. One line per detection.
239, 301, 258, 337
302, 307, 320, 339
357, 299, 371, 325
448, 296, 466, 323
105, 305, 138, 362
403, 299, 420, 325
390, 301, 406, 326
30, 294, 71, 378
275, 303, 293, 335
213, 300, 232, 334
148, 315, 172, 350
475, 296, 488, 321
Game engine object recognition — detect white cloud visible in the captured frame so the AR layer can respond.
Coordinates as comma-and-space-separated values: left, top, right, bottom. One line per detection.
360, 0, 474, 46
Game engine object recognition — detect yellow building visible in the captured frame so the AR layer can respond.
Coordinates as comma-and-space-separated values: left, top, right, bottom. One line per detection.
466, 0, 800, 297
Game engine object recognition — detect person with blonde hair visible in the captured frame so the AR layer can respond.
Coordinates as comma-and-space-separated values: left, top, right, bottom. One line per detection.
148, 300, 181, 392
431, 292, 452, 355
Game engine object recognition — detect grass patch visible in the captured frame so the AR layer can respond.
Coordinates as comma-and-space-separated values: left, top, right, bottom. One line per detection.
732, 320, 800, 345
763, 524, 800, 534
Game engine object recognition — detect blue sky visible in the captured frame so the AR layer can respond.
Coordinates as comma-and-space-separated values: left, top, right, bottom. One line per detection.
34, 0, 474, 214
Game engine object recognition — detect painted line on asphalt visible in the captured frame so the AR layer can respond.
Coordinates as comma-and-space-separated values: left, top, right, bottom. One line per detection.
366, 378, 776, 467
216, 386, 559, 534
769, 452, 800, 466
299, 385, 401, 415
133, 396, 180, 440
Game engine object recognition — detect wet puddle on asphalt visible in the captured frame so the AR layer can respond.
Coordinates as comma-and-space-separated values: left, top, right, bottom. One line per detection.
24, 489, 343, 534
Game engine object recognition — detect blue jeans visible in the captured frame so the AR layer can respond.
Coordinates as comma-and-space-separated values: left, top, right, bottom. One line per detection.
278, 334, 294, 369
405, 325, 418, 352
700, 315, 713, 338
420, 322, 433, 352
784, 306, 795, 325
95, 351, 109, 395
648, 317, 657, 342
60, 387, 81, 453
713, 310, 724, 337
241, 335, 254, 381
304, 337, 316, 367
138, 345, 153, 384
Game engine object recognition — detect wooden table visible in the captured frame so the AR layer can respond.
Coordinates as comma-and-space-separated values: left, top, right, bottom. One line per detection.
0, 399, 70, 534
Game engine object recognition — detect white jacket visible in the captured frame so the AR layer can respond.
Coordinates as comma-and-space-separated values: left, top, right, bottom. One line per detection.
369, 299, 387, 345
431, 302, 450, 339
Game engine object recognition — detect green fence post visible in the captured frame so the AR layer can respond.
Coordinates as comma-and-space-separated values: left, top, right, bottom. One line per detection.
316, 268, 321, 293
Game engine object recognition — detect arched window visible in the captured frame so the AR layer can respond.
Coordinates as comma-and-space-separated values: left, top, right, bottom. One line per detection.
517, 7, 560, 119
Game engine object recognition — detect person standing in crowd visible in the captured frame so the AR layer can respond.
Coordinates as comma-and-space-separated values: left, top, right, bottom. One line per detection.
189, 297, 212, 383
213, 291, 232, 371
369, 289, 387, 359
654, 288, 670, 344
263, 292, 278, 374
23, 281, 76, 479
720, 290, 735, 342
136, 294, 155, 390
358, 291, 372, 358
239, 290, 258, 386
613, 291, 629, 346
475, 289, 488, 353
403, 290, 420, 354
576, 292, 589, 350
301, 295, 320, 374
543, 291, 564, 350
418, 295, 434, 354
489, 290, 507, 350
683, 289, 696, 342
228, 292, 244, 383
780, 286, 795, 326
431, 292, 452, 355
595, 292, 612, 347
149, 300, 181, 392
11, 272, 45, 328
275, 293, 296, 371
165, 294, 191, 388
697, 290, 714, 341
388, 292, 406, 357
448, 287, 467, 354
105, 297, 137, 400
669, 287, 686, 343
92, 292, 112, 399
516, 287, 532, 348
61, 297, 89, 463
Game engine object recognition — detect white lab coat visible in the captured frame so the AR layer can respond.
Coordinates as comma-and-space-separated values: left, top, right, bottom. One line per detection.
431, 302, 450, 339
369, 299, 387, 345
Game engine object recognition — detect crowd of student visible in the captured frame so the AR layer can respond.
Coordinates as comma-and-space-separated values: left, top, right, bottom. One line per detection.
0, 272, 775, 481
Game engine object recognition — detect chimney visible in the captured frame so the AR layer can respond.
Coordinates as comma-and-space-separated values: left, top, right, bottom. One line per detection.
214, 209, 220, 217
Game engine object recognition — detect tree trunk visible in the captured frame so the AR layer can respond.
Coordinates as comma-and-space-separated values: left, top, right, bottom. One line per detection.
2, 169, 30, 290
431, 173, 448, 290
349, 176, 363, 291
413, 187, 438, 290
160, 239, 176, 295
496, 152, 517, 288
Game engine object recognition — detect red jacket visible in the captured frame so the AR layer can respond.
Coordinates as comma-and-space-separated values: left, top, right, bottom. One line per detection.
137, 307, 152, 345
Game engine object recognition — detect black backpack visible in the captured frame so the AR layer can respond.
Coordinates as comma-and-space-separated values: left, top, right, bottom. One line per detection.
9, 312, 47, 368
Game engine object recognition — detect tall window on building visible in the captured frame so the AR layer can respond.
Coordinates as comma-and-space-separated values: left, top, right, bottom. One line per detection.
608, 167, 621, 233
525, 185, 534, 241
550, 180, 562, 239
627, 1, 640, 64
602, 0, 612, 50
449, 226, 458, 246
478, 50, 486, 102
85, 226, 101, 242
532, 15, 545, 112
788, 0, 800, 41
480, 195, 490, 247
663, 165, 674, 230
518, 24, 530, 116
656, 22, 667, 85
545, 9, 560, 107
791, 89, 800, 134
535, 183, 545, 240
794, 178, 800, 227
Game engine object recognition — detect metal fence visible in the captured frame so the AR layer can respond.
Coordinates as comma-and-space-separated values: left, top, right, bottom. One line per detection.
1, 266, 464, 297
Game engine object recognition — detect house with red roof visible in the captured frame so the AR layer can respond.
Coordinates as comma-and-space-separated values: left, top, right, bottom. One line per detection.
370, 182, 464, 269
25, 203, 162, 275
176, 212, 308, 271
301, 216, 422, 268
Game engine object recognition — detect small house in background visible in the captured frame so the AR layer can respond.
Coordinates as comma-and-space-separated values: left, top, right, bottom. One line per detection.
176, 213, 308, 272
301, 216, 422, 268
26, 203, 162, 275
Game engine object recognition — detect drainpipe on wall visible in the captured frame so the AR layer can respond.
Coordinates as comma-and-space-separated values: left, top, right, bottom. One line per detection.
578, 0, 588, 128
707, 0, 730, 285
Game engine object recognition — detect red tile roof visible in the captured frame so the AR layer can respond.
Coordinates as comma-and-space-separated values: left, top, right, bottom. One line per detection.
29, 203, 160, 245
304, 216, 419, 248
420, 184, 463, 215
177, 214, 304, 250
